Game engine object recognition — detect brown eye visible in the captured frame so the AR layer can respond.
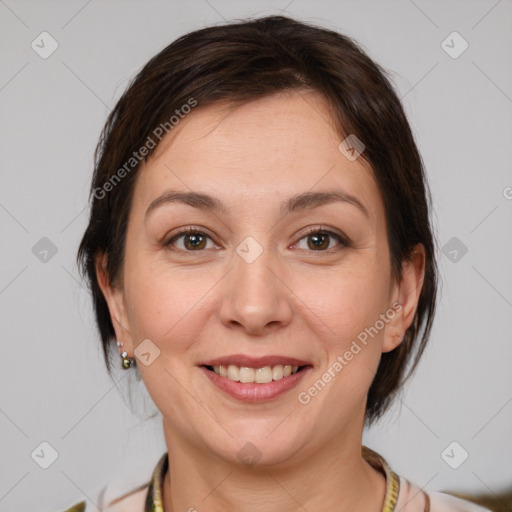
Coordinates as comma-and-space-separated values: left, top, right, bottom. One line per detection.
167, 230, 214, 251
183, 233, 207, 250
308, 233, 330, 250
295, 229, 348, 252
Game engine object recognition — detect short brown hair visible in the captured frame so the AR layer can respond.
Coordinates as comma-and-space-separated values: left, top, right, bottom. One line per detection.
77, 15, 438, 425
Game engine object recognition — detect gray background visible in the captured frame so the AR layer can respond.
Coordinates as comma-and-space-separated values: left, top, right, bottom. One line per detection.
1, 0, 511, 510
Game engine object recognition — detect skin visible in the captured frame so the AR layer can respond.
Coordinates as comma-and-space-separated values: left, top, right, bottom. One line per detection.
97, 90, 425, 511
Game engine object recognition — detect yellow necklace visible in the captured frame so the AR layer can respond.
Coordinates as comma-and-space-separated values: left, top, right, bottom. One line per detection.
147, 445, 401, 512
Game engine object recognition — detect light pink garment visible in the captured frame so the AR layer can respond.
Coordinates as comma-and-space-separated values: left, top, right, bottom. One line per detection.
395, 476, 491, 511
95, 477, 492, 511
50, 458, 493, 511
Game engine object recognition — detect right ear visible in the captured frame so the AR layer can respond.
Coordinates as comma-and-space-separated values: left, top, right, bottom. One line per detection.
95, 253, 133, 355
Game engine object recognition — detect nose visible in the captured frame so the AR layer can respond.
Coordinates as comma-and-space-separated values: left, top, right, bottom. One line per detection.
217, 244, 293, 335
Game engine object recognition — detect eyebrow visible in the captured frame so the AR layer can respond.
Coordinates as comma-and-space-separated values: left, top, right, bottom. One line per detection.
145, 189, 370, 219
282, 190, 370, 218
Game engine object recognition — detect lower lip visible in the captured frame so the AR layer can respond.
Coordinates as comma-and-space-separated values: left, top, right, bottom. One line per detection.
200, 366, 311, 402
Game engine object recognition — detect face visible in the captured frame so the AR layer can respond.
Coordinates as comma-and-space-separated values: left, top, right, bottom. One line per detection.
98, 90, 424, 467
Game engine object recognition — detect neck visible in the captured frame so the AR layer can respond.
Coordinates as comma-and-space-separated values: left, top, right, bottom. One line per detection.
161, 425, 386, 512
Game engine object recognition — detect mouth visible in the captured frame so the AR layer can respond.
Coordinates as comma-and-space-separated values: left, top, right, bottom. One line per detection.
202, 363, 308, 383
199, 355, 312, 402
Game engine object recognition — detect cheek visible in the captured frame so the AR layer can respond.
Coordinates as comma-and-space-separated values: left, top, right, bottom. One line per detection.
122, 258, 214, 415
294, 261, 389, 388
296, 260, 390, 339
123, 254, 216, 354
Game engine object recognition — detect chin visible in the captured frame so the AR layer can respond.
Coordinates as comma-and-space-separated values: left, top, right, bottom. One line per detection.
206, 427, 309, 469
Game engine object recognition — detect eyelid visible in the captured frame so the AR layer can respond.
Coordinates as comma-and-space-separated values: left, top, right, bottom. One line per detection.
164, 226, 218, 249
163, 225, 350, 251
293, 225, 350, 249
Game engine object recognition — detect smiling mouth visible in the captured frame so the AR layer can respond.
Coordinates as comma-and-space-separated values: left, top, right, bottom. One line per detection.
202, 364, 309, 384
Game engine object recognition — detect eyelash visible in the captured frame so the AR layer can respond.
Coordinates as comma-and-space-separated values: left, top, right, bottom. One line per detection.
297, 226, 349, 251
165, 226, 349, 253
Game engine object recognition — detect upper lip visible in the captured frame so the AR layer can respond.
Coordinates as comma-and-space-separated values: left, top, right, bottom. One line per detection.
201, 354, 311, 368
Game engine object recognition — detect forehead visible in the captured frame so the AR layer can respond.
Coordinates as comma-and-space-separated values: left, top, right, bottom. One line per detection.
134, 91, 383, 223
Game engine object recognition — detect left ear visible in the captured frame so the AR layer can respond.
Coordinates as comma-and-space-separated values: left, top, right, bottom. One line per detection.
382, 243, 426, 353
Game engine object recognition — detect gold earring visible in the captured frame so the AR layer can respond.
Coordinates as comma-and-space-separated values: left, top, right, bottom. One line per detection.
121, 351, 134, 369
117, 341, 135, 370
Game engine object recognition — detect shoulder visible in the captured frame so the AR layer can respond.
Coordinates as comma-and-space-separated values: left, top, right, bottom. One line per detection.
397, 475, 493, 512
430, 490, 494, 511
55, 452, 166, 512
99, 475, 150, 511
56, 481, 150, 512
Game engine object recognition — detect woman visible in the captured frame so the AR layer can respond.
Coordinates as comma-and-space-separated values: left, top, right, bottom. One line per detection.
71, 15, 491, 512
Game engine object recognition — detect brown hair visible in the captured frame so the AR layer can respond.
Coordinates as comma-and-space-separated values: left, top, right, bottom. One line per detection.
77, 15, 438, 425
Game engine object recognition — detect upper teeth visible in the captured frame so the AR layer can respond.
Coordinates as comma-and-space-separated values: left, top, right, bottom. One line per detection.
212, 364, 300, 383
